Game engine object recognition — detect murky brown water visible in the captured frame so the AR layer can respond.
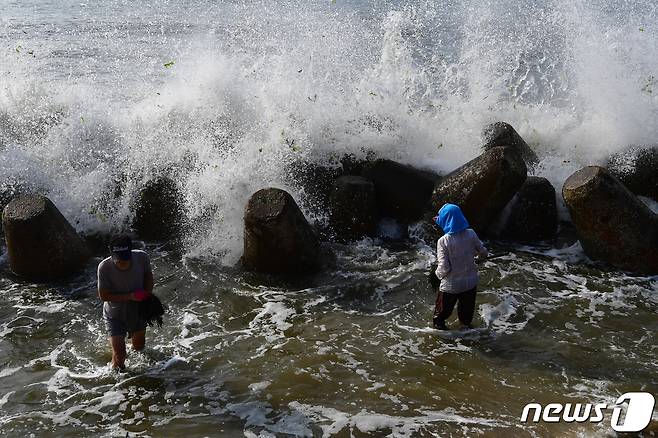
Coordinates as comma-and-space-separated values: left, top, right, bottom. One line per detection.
1, 240, 656, 437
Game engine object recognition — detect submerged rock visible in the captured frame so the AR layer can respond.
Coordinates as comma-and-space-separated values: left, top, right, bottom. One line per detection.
606, 146, 658, 201
132, 176, 184, 241
430, 146, 527, 234
329, 176, 378, 241
243, 188, 321, 274
483, 122, 538, 166
562, 166, 658, 274
2, 195, 91, 280
500, 176, 558, 242
362, 159, 440, 223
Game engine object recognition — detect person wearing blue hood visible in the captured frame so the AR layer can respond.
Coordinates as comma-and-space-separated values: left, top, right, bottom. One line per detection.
432, 203, 488, 330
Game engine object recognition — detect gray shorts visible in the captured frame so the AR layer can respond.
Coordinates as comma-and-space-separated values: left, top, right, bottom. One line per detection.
104, 317, 147, 338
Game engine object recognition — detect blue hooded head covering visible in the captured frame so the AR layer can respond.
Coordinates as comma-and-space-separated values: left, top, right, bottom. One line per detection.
434, 203, 469, 235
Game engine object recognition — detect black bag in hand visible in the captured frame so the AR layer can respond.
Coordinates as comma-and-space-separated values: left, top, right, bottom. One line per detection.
428, 263, 440, 291
138, 294, 167, 328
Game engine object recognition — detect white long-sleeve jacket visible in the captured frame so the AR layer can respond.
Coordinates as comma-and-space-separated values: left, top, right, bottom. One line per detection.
436, 228, 488, 294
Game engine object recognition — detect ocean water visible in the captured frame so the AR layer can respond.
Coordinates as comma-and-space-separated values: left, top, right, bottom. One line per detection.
0, 0, 657, 436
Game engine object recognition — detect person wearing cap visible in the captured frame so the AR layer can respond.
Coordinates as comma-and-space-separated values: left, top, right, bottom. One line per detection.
432, 204, 488, 330
97, 235, 153, 370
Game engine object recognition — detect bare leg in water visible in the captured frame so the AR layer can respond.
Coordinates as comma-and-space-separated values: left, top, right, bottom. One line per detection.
131, 330, 146, 352
110, 336, 127, 370
110, 329, 146, 370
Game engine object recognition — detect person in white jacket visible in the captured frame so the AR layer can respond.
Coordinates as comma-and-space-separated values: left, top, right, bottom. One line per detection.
432, 204, 488, 330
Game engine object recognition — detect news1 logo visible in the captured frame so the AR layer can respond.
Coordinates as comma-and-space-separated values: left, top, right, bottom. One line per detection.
520, 392, 655, 432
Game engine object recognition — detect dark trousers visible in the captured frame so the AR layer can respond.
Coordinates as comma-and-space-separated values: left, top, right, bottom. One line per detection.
433, 287, 477, 327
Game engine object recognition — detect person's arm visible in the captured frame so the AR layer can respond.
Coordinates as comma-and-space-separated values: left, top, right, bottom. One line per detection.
98, 287, 136, 302
143, 253, 154, 294
471, 230, 488, 259
144, 270, 153, 294
436, 239, 451, 279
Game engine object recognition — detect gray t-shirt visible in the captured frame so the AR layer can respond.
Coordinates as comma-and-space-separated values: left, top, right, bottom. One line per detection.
98, 250, 152, 323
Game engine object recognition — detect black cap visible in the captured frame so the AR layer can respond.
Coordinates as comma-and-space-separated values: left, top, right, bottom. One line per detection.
109, 235, 132, 261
